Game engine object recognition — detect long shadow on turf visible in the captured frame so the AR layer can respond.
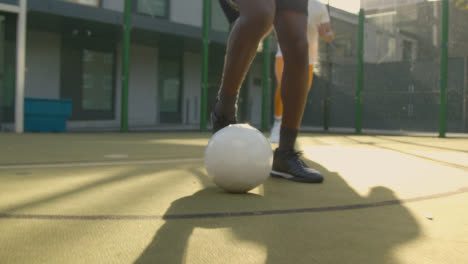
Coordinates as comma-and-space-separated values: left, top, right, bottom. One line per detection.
0, 147, 205, 215
135, 157, 421, 264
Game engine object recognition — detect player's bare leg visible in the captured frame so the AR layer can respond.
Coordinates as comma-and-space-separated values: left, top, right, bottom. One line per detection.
212, 0, 275, 133
271, 8, 323, 183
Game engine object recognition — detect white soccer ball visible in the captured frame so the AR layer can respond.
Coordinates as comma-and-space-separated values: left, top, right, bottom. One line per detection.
205, 124, 273, 193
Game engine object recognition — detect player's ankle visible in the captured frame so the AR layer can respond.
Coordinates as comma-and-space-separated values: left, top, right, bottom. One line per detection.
215, 91, 238, 121
278, 126, 298, 152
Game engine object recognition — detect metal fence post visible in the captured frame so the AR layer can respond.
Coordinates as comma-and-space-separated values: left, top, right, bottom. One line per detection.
200, 0, 211, 132
121, 0, 131, 132
439, 0, 449, 137
356, 8, 364, 134
262, 35, 271, 132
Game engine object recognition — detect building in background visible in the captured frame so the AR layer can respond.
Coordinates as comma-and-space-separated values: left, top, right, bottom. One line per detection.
0, 0, 268, 132
360, 0, 468, 132
0, 0, 466, 133
303, 0, 467, 133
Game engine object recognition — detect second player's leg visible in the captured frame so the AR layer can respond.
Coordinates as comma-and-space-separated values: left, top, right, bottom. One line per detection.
270, 56, 284, 143
308, 65, 314, 92
274, 57, 284, 119
274, 10, 309, 132
270, 59, 313, 143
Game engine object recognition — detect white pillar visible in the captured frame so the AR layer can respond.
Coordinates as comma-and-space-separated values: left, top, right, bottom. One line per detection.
15, 0, 27, 133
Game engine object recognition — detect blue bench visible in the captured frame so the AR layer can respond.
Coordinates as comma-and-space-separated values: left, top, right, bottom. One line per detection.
24, 98, 72, 133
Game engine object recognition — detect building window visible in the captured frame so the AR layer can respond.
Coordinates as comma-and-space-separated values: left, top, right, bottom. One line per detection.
136, 0, 169, 18
61, 36, 116, 120
408, 104, 414, 117
388, 37, 396, 58
81, 50, 114, 111
334, 36, 353, 57
211, 0, 230, 32
158, 38, 183, 123
402, 39, 416, 61
376, 32, 382, 59
158, 57, 182, 123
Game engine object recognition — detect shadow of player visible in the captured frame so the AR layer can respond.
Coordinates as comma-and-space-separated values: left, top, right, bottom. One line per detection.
135, 158, 421, 264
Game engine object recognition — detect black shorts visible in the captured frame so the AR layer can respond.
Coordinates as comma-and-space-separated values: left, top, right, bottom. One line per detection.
219, 0, 308, 24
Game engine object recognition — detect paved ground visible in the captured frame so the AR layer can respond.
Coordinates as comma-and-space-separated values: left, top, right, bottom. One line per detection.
0, 132, 467, 264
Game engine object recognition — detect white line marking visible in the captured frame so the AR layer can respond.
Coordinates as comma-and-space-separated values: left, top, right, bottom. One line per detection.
0, 158, 204, 170
104, 154, 129, 159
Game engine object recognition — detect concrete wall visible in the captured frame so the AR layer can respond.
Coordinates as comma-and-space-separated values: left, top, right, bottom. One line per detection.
128, 44, 158, 127
100, 0, 229, 32
102, 0, 124, 12
211, 0, 229, 32
170, 0, 203, 27
66, 43, 205, 131
25, 31, 61, 99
